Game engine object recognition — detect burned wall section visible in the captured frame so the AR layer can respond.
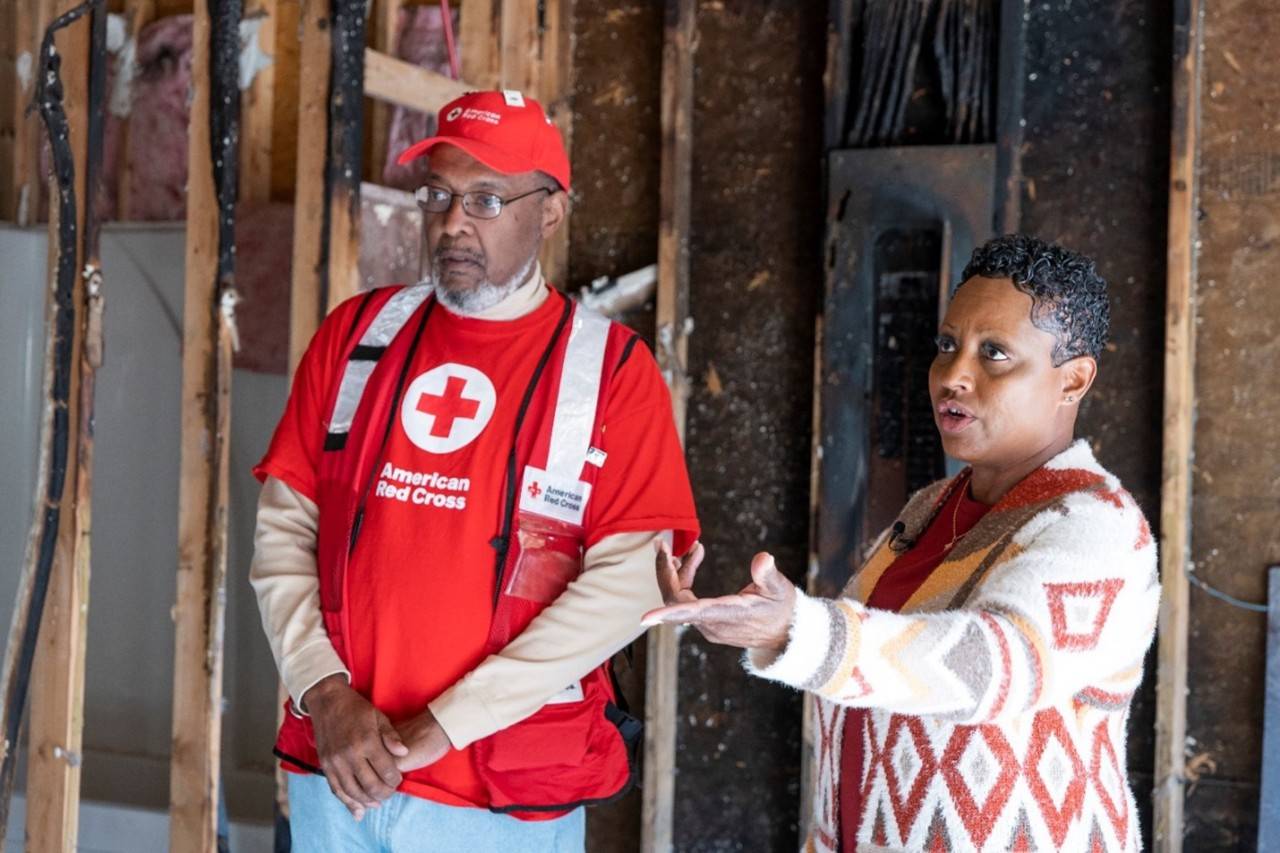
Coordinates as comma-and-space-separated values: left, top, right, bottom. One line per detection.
675, 2, 826, 849
1018, 2, 1171, 843
570, 3, 664, 849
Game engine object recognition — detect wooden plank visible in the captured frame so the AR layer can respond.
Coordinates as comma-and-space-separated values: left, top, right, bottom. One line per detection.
9, 0, 99, 846
366, 0, 403, 182
1153, 0, 1203, 849
323, 0, 367, 310
641, 2, 693, 851
268, 0, 298, 201
534, 0, 571, 283
287, 0, 329, 372
239, 0, 275, 205
499, 0, 536, 95
5, 0, 57, 224
168, 0, 239, 846
363, 47, 470, 116
460, 0, 500, 90
993, 0, 1027, 234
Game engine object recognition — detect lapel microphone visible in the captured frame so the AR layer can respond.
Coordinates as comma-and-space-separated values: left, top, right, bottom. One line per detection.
889, 521, 915, 553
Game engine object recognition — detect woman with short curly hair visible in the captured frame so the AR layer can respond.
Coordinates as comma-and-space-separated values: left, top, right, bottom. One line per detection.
646, 235, 1159, 852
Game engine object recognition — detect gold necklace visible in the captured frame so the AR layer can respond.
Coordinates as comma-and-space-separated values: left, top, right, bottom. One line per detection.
942, 474, 971, 552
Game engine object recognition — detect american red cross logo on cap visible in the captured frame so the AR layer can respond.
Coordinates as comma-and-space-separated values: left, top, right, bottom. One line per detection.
527, 481, 542, 499
399, 364, 496, 454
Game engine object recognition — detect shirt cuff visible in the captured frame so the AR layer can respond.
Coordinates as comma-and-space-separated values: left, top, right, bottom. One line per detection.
283, 638, 351, 715
428, 680, 502, 750
742, 589, 836, 689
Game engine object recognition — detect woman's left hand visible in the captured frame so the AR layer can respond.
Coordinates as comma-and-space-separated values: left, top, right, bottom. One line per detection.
642, 540, 798, 651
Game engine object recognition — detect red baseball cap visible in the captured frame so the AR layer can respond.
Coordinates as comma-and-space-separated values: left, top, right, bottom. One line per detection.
396, 90, 571, 191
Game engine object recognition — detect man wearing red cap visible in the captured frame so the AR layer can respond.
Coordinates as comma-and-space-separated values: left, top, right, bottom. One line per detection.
250, 90, 699, 850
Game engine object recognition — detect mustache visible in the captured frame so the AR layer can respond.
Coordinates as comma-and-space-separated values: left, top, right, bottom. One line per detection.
433, 244, 485, 266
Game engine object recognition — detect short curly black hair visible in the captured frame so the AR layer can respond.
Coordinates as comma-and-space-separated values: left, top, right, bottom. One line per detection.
957, 234, 1110, 365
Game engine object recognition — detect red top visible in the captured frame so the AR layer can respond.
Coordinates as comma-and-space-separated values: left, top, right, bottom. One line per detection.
839, 474, 990, 851
255, 289, 699, 808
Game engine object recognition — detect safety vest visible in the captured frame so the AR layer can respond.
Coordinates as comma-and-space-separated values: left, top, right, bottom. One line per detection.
273, 284, 642, 815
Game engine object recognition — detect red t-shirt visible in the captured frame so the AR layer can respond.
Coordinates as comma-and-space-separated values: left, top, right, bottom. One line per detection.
839, 474, 989, 851
255, 287, 700, 808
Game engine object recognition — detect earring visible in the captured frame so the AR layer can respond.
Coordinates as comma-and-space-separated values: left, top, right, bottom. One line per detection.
1066, 396, 1075, 403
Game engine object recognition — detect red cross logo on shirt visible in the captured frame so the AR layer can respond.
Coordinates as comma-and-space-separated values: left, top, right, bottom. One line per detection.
416, 375, 481, 438
399, 364, 496, 454
528, 481, 542, 499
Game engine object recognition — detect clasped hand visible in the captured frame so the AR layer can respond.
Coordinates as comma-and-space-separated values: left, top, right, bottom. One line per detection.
304, 675, 453, 820
641, 539, 798, 651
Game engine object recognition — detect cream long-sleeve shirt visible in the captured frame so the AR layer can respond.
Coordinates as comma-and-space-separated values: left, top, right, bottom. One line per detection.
249, 267, 666, 749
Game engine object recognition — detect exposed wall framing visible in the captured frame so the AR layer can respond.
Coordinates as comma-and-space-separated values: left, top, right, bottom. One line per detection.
1154, 0, 1203, 849
640, 2, 693, 851
25, 2, 107, 847
167, 0, 240, 846
0, 0, 102, 844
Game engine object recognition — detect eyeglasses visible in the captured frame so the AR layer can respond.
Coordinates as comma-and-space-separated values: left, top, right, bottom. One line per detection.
413, 184, 553, 220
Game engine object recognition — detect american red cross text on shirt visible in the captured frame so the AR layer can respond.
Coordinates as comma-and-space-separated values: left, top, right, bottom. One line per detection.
418, 375, 481, 437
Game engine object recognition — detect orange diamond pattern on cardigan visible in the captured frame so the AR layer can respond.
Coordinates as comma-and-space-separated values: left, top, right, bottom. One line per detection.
1090, 720, 1130, 841
1026, 710, 1087, 847
941, 725, 1020, 848
880, 714, 939, 840
1045, 578, 1123, 650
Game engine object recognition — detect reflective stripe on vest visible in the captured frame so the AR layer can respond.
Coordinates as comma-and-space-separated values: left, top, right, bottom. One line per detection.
325, 285, 433, 450
325, 287, 611, 490
546, 305, 611, 479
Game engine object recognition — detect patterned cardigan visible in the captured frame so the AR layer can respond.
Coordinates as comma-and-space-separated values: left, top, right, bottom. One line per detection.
747, 440, 1159, 852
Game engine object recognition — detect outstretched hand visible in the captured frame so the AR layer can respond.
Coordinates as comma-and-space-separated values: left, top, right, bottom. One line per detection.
642, 540, 797, 651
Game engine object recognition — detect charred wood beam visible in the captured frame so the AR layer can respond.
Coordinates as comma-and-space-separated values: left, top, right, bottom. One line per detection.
0, 0, 104, 838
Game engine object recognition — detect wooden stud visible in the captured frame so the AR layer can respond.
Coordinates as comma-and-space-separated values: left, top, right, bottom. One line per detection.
534, 0, 571, 283
642, 2, 693, 851
459, 0, 500, 90
1153, 0, 1203, 850
366, 0, 404, 183
287, 0, 329, 372
322, 0, 368, 310
13, 1, 101, 848
267, 0, 298, 201
239, 0, 276, 206
168, 0, 239, 847
363, 47, 470, 116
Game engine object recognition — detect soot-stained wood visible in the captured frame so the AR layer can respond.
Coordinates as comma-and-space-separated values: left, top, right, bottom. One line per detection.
1183, 1, 1280, 849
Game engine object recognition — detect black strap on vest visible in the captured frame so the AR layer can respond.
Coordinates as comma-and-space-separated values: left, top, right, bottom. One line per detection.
488, 295, 575, 609
347, 298, 436, 557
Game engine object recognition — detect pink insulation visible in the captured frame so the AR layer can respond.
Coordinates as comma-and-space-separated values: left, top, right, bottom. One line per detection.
118, 14, 195, 221
379, 6, 457, 191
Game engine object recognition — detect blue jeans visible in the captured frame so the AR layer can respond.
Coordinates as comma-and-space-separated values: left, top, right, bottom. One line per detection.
287, 772, 586, 852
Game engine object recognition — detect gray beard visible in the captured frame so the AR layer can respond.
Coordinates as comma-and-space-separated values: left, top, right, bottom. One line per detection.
428, 254, 538, 316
